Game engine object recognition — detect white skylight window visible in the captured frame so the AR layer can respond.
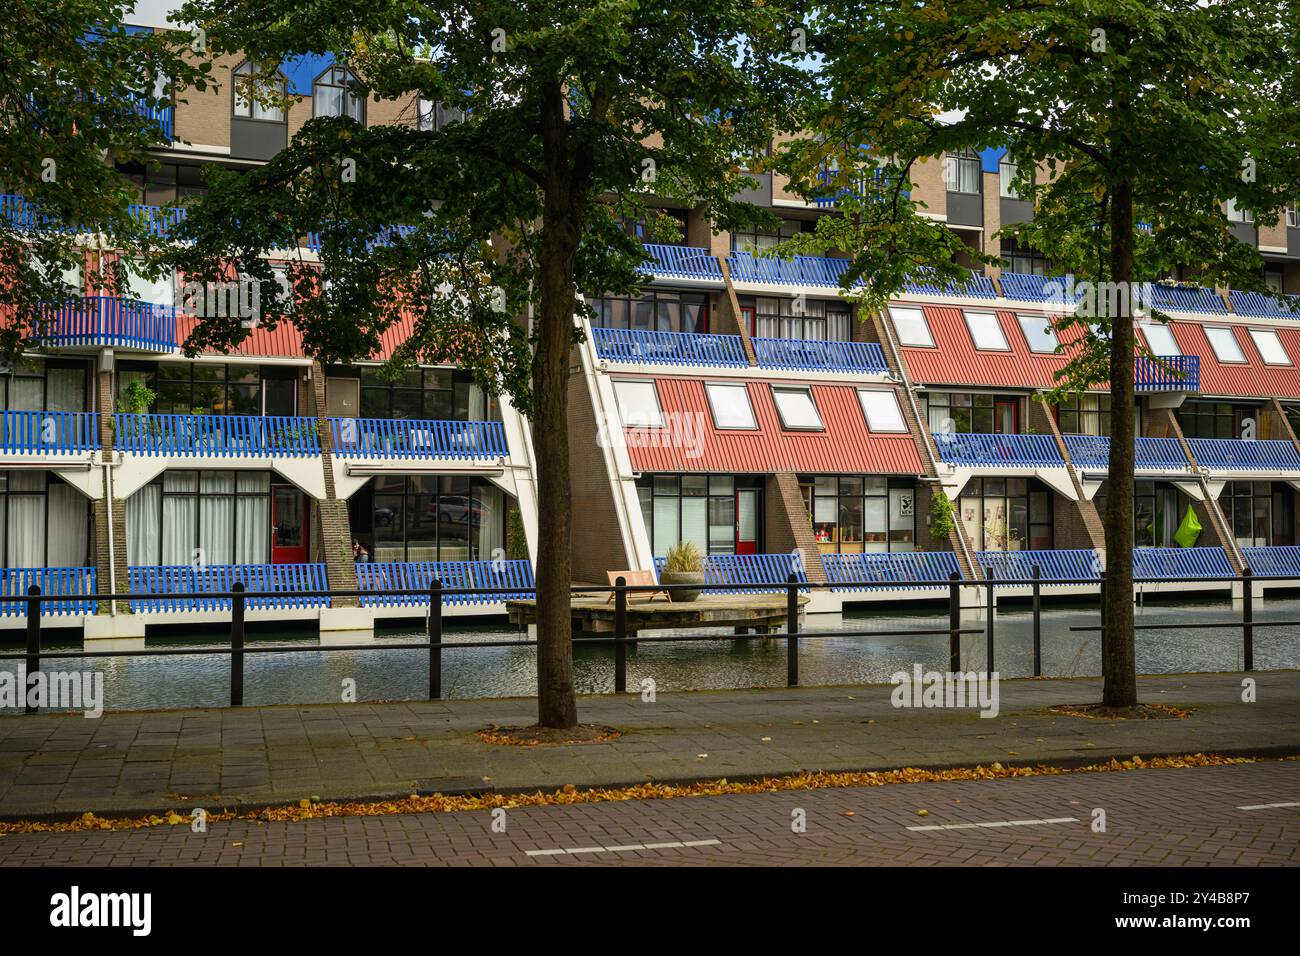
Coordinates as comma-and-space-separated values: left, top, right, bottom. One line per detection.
772, 386, 823, 431
1204, 326, 1246, 363
889, 306, 934, 347
612, 379, 663, 428
1140, 322, 1181, 357
1016, 314, 1058, 353
705, 382, 757, 429
1248, 328, 1291, 366
964, 311, 1009, 351
858, 389, 907, 433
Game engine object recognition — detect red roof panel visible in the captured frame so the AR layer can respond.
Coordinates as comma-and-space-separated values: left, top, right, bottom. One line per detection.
1165, 320, 1300, 399
624, 377, 923, 474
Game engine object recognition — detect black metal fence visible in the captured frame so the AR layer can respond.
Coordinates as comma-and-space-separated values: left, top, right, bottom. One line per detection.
0, 567, 1296, 714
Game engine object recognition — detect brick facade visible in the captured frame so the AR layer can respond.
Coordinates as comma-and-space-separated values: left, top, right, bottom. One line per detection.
764, 473, 827, 583
567, 360, 635, 582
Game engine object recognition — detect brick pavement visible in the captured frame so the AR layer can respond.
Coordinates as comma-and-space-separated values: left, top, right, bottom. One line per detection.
0, 671, 1296, 820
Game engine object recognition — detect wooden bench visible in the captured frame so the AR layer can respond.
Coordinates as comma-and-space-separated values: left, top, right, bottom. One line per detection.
605, 570, 668, 603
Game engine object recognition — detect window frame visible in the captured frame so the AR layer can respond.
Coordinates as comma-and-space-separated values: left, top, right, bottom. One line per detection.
1226, 198, 1254, 224
231, 61, 287, 123
1204, 326, 1247, 364
1140, 322, 1181, 357
704, 381, 758, 430
888, 306, 934, 348
1015, 313, 1059, 353
1248, 328, 1291, 366
312, 65, 365, 122
858, 388, 908, 434
963, 310, 1010, 352
611, 378, 665, 429
771, 385, 824, 432
945, 149, 981, 195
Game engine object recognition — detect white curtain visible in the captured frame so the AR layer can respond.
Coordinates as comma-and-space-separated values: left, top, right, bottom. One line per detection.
8, 377, 42, 412
45, 368, 84, 412
235, 496, 267, 563
199, 472, 235, 565
476, 486, 504, 559
162, 496, 195, 565
46, 480, 88, 566
6, 472, 45, 566
127, 484, 161, 566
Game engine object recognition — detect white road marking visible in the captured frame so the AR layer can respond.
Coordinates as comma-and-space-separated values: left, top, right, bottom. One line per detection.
908, 816, 1079, 832
525, 838, 721, 858
1236, 801, 1300, 811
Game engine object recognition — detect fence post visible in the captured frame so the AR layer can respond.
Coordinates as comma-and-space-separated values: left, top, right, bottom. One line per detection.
1031, 564, 1042, 678
428, 579, 443, 700
230, 581, 244, 707
948, 572, 961, 672
786, 574, 799, 687
1241, 566, 1254, 672
614, 576, 628, 693
984, 567, 995, 673
24, 585, 41, 714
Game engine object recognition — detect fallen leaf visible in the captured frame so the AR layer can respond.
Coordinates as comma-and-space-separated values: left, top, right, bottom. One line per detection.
915, 809, 929, 817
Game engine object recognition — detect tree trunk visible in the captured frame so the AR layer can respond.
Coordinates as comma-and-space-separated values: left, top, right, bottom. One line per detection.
1102, 179, 1138, 707
532, 83, 579, 729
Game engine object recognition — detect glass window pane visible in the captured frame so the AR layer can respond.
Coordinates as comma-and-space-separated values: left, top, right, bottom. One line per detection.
1016, 314, 1058, 353
705, 383, 756, 429
889, 307, 933, 347
964, 311, 1009, 350
1249, 328, 1290, 365
772, 387, 822, 430
1205, 327, 1246, 363
613, 380, 664, 428
858, 389, 906, 432
1141, 322, 1180, 356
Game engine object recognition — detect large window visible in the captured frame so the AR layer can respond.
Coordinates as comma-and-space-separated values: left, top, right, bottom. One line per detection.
958, 477, 1052, 551
750, 297, 850, 341
802, 476, 915, 554
1055, 393, 1111, 436
313, 66, 364, 121
1222, 481, 1287, 548
637, 475, 756, 556
858, 389, 907, 433
945, 149, 981, 194
126, 471, 270, 566
350, 366, 493, 421
0, 472, 90, 568
1, 358, 88, 413
1226, 199, 1254, 224
1016, 313, 1058, 353
889, 306, 934, 347
730, 219, 802, 252
705, 382, 756, 429
1000, 237, 1049, 275
963, 311, 1009, 351
232, 62, 286, 122
924, 392, 1020, 434
772, 386, 823, 431
118, 160, 208, 205
350, 476, 506, 562
1204, 327, 1246, 363
1140, 322, 1181, 356
119, 362, 262, 416
591, 291, 707, 334
612, 379, 663, 428
1248, 328, 1291, 366
1288, 202, 1298, 229
1177, 401, 1259, 439
998, 155, 1022, 199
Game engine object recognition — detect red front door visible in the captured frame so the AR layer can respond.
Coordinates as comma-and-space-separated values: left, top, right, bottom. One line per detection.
736, 489, 759, 555
271, 485, 308, 564
741, 306, 756, 338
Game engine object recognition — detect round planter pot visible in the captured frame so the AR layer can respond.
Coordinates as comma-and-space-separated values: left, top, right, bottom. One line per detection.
661, 570, 705, 603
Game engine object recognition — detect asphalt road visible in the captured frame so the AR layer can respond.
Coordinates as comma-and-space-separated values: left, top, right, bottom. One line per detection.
0, 760, 1295, 867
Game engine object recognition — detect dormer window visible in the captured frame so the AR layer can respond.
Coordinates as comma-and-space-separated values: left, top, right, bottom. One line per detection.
314, 66, 364, 122
232, 62, 286, 122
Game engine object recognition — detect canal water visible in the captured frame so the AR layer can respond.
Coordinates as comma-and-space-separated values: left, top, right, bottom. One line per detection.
4, 593, 1298, 712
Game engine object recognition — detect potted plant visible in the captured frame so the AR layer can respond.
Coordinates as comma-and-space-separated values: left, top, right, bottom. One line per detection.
661, 541, 705, 603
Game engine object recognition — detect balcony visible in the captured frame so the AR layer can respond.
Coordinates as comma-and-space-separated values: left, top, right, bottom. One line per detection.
0, 568, 97, 616
726, 251, 853, 288
1146, 284, 1228, 315
0, 411, 98, 455
357, 560, 535, 606
821, 551, 961, 590
114, 414, 321, 457
997, 272, 1083, 305
329, 418, 507, 460
751, 338, 888, 373
129, 94, 174, 142
127, 564, 328, 612
1241, 546, 1300, 577
1186, 438, 1300, 472
901, 270, 997, 299
129, 203, 187, 238
651, 553, 809, 593
638, 244, 723, 281
1133, 547, 1234, 579
591, 327, 748, 368
1135, 354, 1199, 392
1229, 290, 1300, 320
931, 432, 1064, 467
977, 549, 1098, 583
35, 297, 177, 351
1062, 435, 1190, 472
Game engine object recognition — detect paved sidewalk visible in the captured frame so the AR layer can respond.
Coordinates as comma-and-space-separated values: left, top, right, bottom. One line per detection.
0, 671, 1296, 819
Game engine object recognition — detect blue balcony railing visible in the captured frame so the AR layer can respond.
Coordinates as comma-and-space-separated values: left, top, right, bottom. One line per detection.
902, 270, 998, 299
639, 244, 723, 281
1229, 290, 1300, 320
1061, 435, 1192, 471
129, 96, 174, 141
0, 567, 96, 616
997, 272, 1084, 305
1133, 547, 1234, 580
652, 552, 810, 593
114, 414, 321, 457
1241, 546, 1300, 577
0, 194, 67, 232
1146, 284, 1228, 315
977, 549, 1099, 583
357, 560, 535, 607
0, 411, 98, 454
127, 564, 329, 613
751, 338, 887, 373
726, 251, 853, 288
329, 418, 507, 460
128, 203, 187, 237
35, 296, 177, 350
931, 432, 1065, 467
821, 551, 961, 590
1135, 354, 1199, 392
591, 326, 748, 368
1186, 438, 1300, 472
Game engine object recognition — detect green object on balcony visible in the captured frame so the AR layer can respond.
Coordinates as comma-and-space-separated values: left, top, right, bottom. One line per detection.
1174, 506, 1202, 549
